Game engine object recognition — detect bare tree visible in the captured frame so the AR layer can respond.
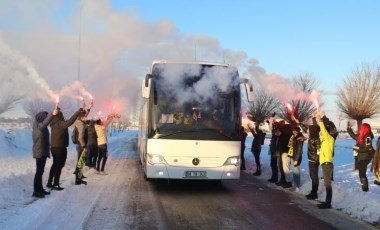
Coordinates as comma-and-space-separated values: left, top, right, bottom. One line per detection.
246, 89, 281, 123
292, 72, 319, 94
23, 96, 79, 120
278, 73, 320, 123
337, 62, 380, 129
23, 98, 53, 119
0, 95, 24, 115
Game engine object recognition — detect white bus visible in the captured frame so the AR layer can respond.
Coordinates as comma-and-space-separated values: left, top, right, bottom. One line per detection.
138, 60, 253, 181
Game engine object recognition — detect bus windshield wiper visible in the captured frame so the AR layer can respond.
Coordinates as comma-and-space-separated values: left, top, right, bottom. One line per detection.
155, 130, 198, 139
201, 129, 232, 140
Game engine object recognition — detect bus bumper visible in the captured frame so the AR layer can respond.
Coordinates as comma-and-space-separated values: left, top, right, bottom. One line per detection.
146, 165, 240, 180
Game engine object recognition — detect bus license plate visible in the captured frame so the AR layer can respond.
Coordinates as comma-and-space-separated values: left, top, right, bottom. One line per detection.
185, 171, 206, 178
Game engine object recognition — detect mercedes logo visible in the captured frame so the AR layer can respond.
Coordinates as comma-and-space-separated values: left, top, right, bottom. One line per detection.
192, 158, 200, 166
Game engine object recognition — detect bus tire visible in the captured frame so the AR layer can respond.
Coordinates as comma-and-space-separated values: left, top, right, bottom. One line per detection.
143, 171, 152, 181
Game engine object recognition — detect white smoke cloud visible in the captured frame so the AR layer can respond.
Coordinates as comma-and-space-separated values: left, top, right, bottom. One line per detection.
0, 35, 56, 100
1, 1, 320, 118
0, 0, 248, 118
242, 58, 321, 104
155, 63, 240, 110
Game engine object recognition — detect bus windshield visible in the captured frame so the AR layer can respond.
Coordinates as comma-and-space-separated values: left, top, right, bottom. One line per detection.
148, 63, 241, 141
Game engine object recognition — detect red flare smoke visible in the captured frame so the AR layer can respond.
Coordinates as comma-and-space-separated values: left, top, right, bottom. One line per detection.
313, 99, 319, 112
284, 102, 293, 112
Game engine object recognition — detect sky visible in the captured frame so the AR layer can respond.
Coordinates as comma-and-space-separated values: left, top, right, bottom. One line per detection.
0, 125, 379, 228
1, 0, 379, 125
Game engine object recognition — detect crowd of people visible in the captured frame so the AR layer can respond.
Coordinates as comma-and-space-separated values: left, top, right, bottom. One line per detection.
31, 101, 115, 198
242, 112, 380, 209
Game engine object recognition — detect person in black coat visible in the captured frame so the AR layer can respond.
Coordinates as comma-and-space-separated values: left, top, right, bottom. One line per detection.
86, 120, 98, 168
47, 107, 83, 190
240, 126, 248, 170
267, 119, 280, 183
275, 123, 292, 187
32, 108, 58, 198
292, 115, 321, 199
249, 121, 265, 176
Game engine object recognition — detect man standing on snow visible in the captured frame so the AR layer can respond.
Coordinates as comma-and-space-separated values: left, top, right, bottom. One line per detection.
94, 114, 114, 174
316, 113, 335, 209
249, 121, 265, 176
283, 126, 305, 191
240, 126, 248, 170
73, 109, 89, 185
32, 108, 58, 198
47, 107, 84, 190
292, 115, 321, 200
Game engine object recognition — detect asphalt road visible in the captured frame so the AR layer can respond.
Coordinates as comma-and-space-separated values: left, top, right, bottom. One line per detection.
81, 159, 376, 230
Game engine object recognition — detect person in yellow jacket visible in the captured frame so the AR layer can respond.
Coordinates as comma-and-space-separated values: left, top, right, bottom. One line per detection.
316, 113, 335, 209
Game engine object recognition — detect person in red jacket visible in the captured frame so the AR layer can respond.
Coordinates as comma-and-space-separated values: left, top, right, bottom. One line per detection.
347, 122, 374, 192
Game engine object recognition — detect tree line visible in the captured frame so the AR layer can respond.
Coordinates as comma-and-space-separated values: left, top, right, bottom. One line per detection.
247, 62, 380, 130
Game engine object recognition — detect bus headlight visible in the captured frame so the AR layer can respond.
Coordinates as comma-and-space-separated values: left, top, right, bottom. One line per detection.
223, 156, 240, 166
147, 154, 167, 165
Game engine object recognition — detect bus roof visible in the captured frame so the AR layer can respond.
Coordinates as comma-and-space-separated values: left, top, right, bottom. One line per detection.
150, 60, 235, 73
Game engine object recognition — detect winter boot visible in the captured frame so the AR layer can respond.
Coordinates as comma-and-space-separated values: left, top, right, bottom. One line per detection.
305, 192, 318, 200
253, 170, 261, 176
75, 177, 87, 185
46, 178, 53, 189
360, 178, 369, 192
32, 191, 45, 198
253, 165, 261, 176
40, 189, 51, 195
317, 202, 331, 209
275, 178, 286, 187
282, 182, 292, 189
267, 175, 278, 183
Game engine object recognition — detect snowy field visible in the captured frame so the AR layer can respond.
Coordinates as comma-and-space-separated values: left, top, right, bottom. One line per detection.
0, 126, 379, 228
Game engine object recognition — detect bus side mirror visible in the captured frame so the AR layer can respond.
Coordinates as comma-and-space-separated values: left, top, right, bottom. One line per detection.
240, 78, 254, 102
142, 74, 152, 98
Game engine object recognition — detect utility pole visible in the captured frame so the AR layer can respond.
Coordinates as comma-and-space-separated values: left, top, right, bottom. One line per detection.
77, 5, 83, 107
194, 43, 197, 61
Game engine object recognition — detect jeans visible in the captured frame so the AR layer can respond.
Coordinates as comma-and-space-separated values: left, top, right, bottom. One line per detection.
74, 144, 84, 175
240, 146, 246, 168
358, 159, 371, 187
358, 159, 371, 180
270, 154, 278, 180
86, 144, 98, 167
322, 162, 333, 204
97, 144, 108, 172
49, 147, 67, 186
252, 148, 261, 171
34, 156, 47, 192
278, 152, 286, 182
308, 161, 319, 194
282, 154, 300, 187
